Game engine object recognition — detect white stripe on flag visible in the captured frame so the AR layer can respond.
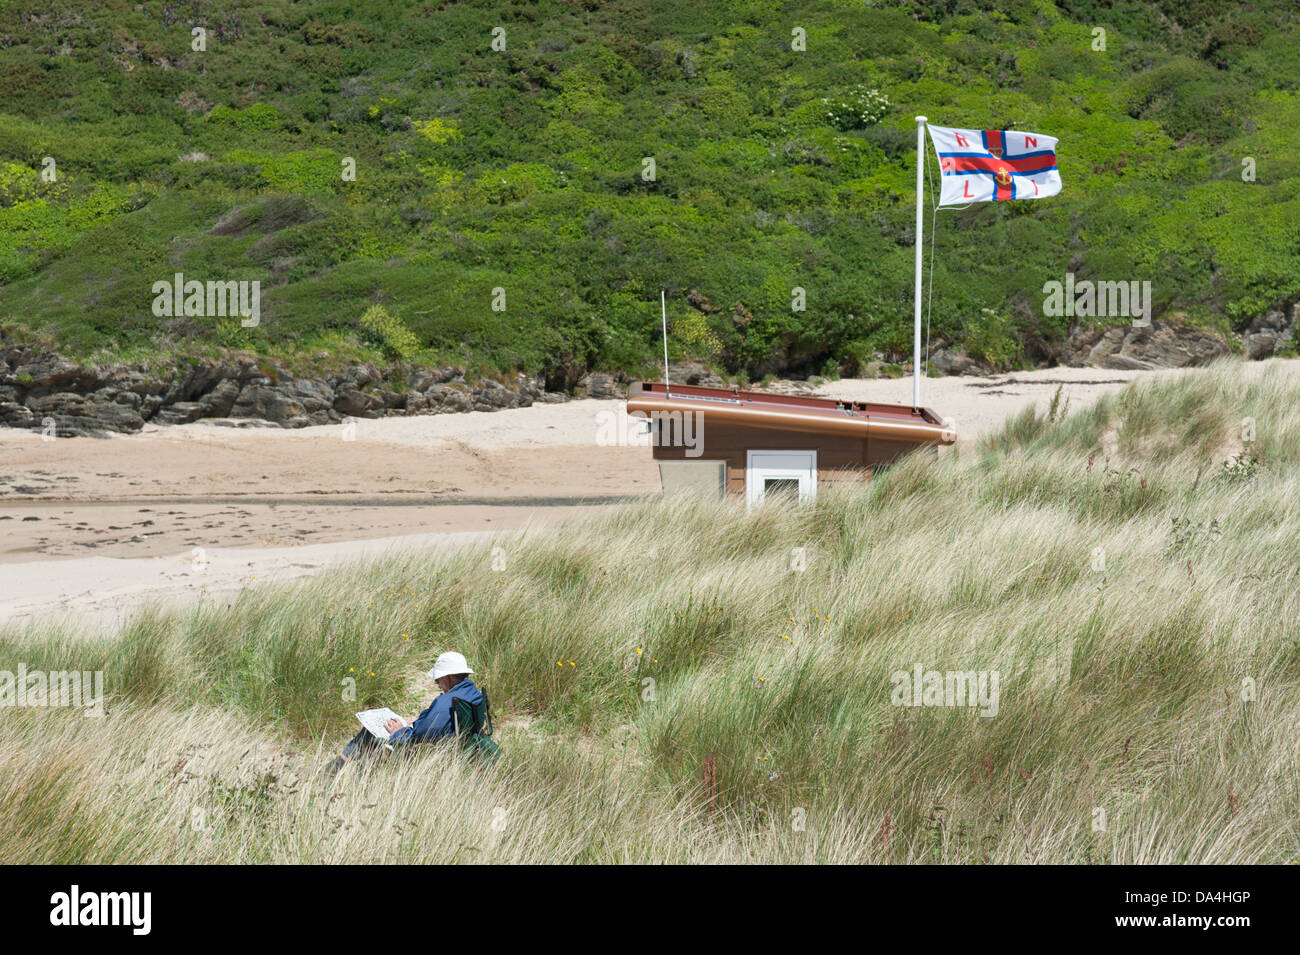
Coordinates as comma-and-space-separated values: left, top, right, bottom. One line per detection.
926, 124, 1061, 207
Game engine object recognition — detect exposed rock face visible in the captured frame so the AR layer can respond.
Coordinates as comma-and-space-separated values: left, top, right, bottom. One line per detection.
752, 378, 819, 396
577, 372, 622, 398
22, 391, 145, 435
576, 362, 731, 397
1241, 303, 1296, 360
685, 288, 721, 314
667, 362, 725, 387
198, 379, 242, 417
1060, 319, 1231, 370
0, 341, 567, 437
929, 346, 993, 377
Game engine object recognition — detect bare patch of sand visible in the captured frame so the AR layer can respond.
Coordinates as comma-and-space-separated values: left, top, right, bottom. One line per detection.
0, 528, 497, 635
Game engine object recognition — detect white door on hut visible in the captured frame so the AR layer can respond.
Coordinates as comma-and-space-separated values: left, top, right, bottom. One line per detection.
746, 450, 817, 507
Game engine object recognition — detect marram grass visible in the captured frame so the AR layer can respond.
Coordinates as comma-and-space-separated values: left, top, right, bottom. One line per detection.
1, 359, 1297, 863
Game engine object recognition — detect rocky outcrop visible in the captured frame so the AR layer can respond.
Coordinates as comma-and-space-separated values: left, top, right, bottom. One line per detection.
572, 363, 723, 397
1241, 302, 1296, 360
1060, 318, 1231, 370
666, 361, 725, 387
929, 346, 994, 377
685, 288, 721, 314
0, 342, 567, 437
576, 372, 622, 398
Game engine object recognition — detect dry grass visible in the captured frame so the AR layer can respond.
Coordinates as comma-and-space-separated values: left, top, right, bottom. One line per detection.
1, 358, 1297, 863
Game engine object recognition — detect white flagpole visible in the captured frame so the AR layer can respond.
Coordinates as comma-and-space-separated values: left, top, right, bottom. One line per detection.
913, 115, 927, 409
661, 289, 671, 398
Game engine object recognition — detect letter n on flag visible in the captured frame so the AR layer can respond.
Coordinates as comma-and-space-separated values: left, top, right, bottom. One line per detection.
928, 125, 1061, 207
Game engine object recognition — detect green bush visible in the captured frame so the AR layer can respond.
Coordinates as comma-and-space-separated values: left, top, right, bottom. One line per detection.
206, 103, 283, 132
963, 308, 1021, 370
358, 305, 421, 360
222, 149, 344, 196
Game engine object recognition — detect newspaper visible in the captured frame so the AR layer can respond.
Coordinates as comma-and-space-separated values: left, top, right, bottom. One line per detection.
355, 707, 402, 741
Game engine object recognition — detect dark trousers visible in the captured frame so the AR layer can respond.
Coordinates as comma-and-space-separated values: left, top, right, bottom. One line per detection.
342, 728, 388, 759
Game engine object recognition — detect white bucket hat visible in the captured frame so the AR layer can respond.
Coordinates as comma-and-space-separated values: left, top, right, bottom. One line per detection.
429, 651, 474, 681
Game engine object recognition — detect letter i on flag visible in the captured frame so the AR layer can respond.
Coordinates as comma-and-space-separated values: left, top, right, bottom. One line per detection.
928, 125, 1061, 206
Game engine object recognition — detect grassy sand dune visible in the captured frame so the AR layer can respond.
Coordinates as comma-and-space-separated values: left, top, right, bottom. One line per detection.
2, 360, 1297, 863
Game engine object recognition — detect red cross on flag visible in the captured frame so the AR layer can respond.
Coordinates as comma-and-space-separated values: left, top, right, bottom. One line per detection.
928, 125, 1061, 207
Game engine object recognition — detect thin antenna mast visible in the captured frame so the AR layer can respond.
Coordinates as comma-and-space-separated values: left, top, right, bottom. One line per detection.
661, 289, 671, 398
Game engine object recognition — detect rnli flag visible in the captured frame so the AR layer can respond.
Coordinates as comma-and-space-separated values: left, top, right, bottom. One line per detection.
928, 125, 1060, 207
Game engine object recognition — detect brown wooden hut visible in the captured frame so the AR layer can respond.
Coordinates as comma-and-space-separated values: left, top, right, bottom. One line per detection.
625, 380, 955, 504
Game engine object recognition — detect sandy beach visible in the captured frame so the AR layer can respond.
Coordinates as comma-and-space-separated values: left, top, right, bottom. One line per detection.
2, 361, 1289, 631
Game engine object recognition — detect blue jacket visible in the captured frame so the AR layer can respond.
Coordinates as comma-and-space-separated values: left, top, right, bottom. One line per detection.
388, 678, 484, 746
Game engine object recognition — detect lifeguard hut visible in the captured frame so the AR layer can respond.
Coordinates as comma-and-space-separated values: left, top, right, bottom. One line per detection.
625, 381, 955, 504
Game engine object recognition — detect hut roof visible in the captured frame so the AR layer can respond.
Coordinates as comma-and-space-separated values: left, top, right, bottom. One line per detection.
626, 381, 955, 444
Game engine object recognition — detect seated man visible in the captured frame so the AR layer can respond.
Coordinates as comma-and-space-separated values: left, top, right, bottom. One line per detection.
327, 651, 489, 773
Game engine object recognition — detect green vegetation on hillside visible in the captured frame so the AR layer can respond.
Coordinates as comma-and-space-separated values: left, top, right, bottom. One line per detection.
1, 360, 1296, 862
0, 1, 1297, 383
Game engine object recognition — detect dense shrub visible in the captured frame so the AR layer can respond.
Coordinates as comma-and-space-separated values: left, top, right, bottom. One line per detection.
358, 305, 420, 360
